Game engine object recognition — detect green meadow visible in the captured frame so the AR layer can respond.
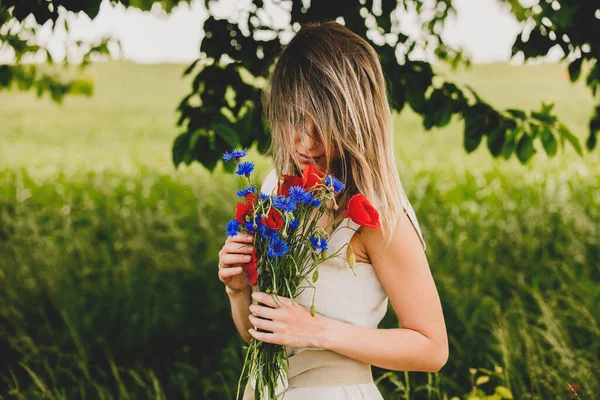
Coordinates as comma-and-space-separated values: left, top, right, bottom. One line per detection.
0, 61, 598, 399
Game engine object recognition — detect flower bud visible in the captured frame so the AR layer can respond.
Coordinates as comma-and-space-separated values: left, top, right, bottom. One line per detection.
312, 269, 319, 283
347, 245, 356, 269
321, 250, 328, 260
310, 305, 316, 317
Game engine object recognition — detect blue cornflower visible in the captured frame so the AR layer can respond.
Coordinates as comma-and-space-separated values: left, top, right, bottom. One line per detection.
303, 192, 314, 203
268, 236, 289, 257
258, 223, 276, 239
272, 195, 297, 212
259, 192, 270, 200
237, 185, 257, 197
226, 219, 240, 237
222, 148, 248, 162
325, 176, 344, 192
310, 235, 328, 251
245, 220, 258, 232
235, 161, 255, 177
289, 186, 308, 203
311, 198, 321, 208
289, 218, 299, 229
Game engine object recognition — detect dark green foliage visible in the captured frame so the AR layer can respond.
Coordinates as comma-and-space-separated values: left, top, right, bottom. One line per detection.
173, 0, 598, 170
509, 0, 600, 161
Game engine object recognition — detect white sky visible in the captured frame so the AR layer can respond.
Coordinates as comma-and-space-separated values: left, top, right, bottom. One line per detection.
5, 0, 564, 64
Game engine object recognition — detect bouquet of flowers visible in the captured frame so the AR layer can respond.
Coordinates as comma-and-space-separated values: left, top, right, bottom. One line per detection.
222, 148, 380, 400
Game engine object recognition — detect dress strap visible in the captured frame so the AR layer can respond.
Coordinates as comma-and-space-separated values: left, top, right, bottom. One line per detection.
401, 193, 427, 251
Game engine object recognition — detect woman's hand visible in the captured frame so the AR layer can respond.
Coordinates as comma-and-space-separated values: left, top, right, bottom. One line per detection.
218, 233, 254, 295
247, 292, 329, 348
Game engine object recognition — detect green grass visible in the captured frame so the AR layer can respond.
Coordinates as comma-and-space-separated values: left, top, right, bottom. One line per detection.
0, 60, 598, 399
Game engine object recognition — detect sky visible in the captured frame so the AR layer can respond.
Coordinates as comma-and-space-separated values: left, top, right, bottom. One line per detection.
6, 0, 564, 64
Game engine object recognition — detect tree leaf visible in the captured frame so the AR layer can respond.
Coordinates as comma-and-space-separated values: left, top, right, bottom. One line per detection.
501, 128, 518, 160
516, 132, 536, 163
487, 126, 506, 157
540, 127, 557, 156
214, 122, 240, 148
172, 132, 190, 168
506, 108, 526, 120
183, 58, 200, 76
587, 106, 600, 151
568, 58, 583, 82
558, 124, 583, 156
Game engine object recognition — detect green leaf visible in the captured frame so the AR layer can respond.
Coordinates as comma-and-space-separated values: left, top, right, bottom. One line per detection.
558, 124, 583, 156
463, 105, 490, 153
530, 111, 556, 124
516, 132, 536, 163
172, 132, 190, 168
540, 127, 557, 156
183, 58, 200, 76
506, 109, 526, 120
195, 136, 221, 171
495, 386, 514, 399
568, 58, 583, 82
587, 106, 600, 150
486, 126, 506, 157
214, 122, 240, 148
501, 128, 518, 159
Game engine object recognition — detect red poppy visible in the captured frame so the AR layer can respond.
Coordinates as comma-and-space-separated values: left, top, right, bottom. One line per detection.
344, 194, 381, 230
244, 247, 258, 286
302, 164, 325, 190
262, 208, 284, 230
277, 164, 326, 195
235, 193, 258, 224
278, 175, 303, 196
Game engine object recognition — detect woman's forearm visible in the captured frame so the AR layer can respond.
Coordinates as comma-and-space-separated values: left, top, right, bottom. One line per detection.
227, 286, 253, 345
319, 317, 448, 373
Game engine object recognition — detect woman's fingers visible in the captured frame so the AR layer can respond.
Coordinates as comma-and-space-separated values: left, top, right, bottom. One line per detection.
249, 304, 283, 320
227, 233, 254, 245
219, 266, 243, 279
248, 314, 282, 333
220, 253, 252, 265
251, 292, 291, 308
223, 241, 254, 254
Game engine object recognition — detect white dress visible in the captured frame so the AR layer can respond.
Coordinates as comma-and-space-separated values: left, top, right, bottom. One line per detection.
245, 169, 426, 400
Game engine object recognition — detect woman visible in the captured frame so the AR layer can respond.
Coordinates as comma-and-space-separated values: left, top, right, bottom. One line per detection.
218, 21, 448, 399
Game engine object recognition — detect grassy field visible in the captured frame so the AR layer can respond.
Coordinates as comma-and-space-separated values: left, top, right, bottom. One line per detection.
0, 61, 599, 399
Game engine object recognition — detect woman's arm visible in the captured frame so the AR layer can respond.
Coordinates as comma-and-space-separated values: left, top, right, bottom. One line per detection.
227, 286, 254, 345
323, 208, 448, 372
248, 210, 448, 372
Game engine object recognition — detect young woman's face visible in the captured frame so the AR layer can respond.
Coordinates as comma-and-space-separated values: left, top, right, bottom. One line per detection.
292, 118, 339, 173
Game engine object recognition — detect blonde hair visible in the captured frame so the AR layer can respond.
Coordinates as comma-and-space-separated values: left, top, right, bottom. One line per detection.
262, 20, 408, 246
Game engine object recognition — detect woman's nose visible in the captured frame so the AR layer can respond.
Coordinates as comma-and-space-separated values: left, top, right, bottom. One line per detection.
295, 134, 317, 152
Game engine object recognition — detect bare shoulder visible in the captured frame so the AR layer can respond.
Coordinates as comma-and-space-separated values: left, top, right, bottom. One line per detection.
360, 209, 426, 268
359, 210, 447, 355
